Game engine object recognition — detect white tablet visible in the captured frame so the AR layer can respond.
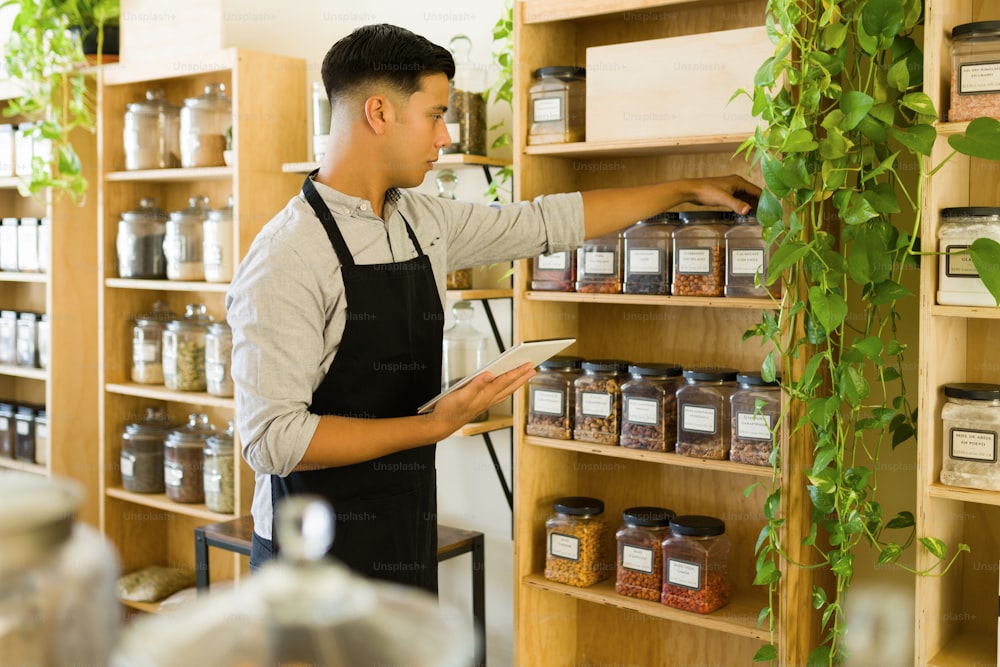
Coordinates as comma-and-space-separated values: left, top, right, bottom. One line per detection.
417, 337, 576, 415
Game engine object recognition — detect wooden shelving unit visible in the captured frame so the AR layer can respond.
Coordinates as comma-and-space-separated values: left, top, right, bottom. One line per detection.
915, 2, 1000, 665
97, 48, 306, 603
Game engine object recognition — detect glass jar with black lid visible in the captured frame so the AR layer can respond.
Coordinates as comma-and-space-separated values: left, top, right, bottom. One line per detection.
121, 407, 178, 494
730, 371, 782, 466
623, 212, 680, 295
620, 362, 684, 451
164, 413, 216, 504
939, 382, 1000, 491
660, 514, 732, 614
526, 356, 583, 440
574, 359, 629, 445
676, 367, 739, 460
672, 210, 732, 297
545, 496, 609, 587
615, 506, 676, 601
528, 66, 586, 145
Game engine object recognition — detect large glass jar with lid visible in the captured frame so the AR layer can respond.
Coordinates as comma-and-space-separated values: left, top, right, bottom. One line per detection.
204, 420, 235, 514
672, 210, 732, 297
545, 496, 609, 587
528, 66, 586, 145
576, 231, 623, 294
0, 217, 18, 271
936, 207, 1000, 306
573, 359, 629, 445
117, 197, 168, 279
16, 217, 39, 273
0, 401, 15, 458
15, 311, 38, 368
121, 407, 178, 493
525, 355, 583, 440
725, 213, 778, 298
620, 362, 684, 451
940, 382, 1000, 491
163, 304, 214, 392
531, 250, 576, 292
660, 514, 732, 614
204, 195, 234, 283
616, 506, 675, 601
36, 313, 49, 370
950, 22, 1000, 122
180, 83, 232, 168
164, 195, 210, 281
205, 321, 234, 397
442, 35, 487, 155
730, 371, 782, 466
0, 309, 17, 365
675, 367, 738, 459
132, 300, 177, 385
164, 413, 216, 504
123, 89, 180, 170
442, 301, 489, 422
623, 212, 680, 295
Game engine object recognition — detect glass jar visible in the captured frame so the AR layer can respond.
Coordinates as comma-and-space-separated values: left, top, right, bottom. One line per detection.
622, 213, 679, 295
620, 362, 684, 452
163, 304, 213, 392
180, 83, 232, 168
672, 211, 732, 297
164, 195, 210, 281
131, 300, 176, 385
164, 413, 216, 504
436, 169, 473, 290
442, 35, 487, 155
206, 321, 234, 397
615, 506, 676, 601
0, 309, 17, 365
36, 314, 49, 370
545, 496, 610, 587
725, 213, 778, 298
16, 217, 39, 273
660, 515, 732, 614
940, 383, 1000, 491
525, 356, 583, 440
936, 207, 1000, 306
15, 311, 38, 368
117, 197, 168, 279
0, 123, 13, 177
950, 21, 1000, 122
0, 401, 15, 458
730, 372, 782, 466
573, 359, 629, 445
528, 66, 586, 145
312, 80, 331, 162
676, 367, 739, 460
531, 250, 576, 292
33, 407, 47, 465
121, 407, 177, 494
576, 231, 623, 294
204, 421, 235, 514
443, 301, 489, 422
13, 403, 38, 462
204, 195, 234, 282
37, 217, 50, 274
14, 122, 33, 176
123, 89, 181, 170
0, 217, 18, 271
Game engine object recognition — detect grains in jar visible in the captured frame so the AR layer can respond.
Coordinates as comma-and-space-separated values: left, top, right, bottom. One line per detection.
545, 496, 610, 587
730, 372, 782, 466
620, 362, 683, 451
163, 304, 213, 392
623, 213, 679, 295
672, 211, 732, 297
531, 251, 576, 292
676, 367, 738, 459
615, 506, 675, 601
574, 359, 629, 445
950, 21, 1000, 122
576, 232, 623, 294
661, 515, 732, 614
526, 356, 583, 440
940, 383, 1000, 491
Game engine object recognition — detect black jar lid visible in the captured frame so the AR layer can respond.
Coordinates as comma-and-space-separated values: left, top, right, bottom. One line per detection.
553, 496, 604, 516
940, 206, 1000, 219
538, 355, 584, 371
952, 21, 1000, 39
0, 401, 16, 414
944, 382, 1000, 401
640, 211, 682, 224
678, 210, 736, 223
737, 371, 781, 386
582, 359, 630, 374
628, 362, 682, 377
683, 367, 739, 382
534, 66, 586, 80
670, 514, 726, 537
623, 506, 675, 527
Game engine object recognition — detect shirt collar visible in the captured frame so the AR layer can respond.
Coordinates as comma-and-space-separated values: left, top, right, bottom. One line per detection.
308, 176, 400, 220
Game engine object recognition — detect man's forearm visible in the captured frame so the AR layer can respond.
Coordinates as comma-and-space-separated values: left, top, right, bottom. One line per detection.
295, 413, 454, 470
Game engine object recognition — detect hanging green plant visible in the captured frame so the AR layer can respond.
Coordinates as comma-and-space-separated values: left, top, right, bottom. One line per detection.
738, 0, 1000, 664
485, 0, 513, 204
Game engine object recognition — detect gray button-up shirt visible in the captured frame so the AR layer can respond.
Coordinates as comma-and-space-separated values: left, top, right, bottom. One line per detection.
226, 178, 584, 538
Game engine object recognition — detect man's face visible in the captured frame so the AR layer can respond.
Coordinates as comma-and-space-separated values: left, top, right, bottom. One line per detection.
384, 73, 452, 187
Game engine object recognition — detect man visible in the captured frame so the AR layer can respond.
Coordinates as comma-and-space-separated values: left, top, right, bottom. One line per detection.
227, 23, 760, 592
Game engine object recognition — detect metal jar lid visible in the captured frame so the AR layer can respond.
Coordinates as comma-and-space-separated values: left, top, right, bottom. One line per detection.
121, 197, 167, 224
940, 206, 1000, 221
166, 413, 216, 448
169, 196, 211, 223
126, 89, 180, 116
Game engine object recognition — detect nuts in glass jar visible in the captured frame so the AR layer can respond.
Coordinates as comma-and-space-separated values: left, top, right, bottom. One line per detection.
573, 359, 629, 445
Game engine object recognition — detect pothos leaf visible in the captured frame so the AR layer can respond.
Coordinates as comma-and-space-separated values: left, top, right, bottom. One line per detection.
948, 117, 1000, 161
809, 287, 848, 332
840, 91, 875, 130
919, 536, 947, 559
891, 124, 937, 157
753, 644, 779, 662
863, 0, 905, 38
968, 237, 1000, 305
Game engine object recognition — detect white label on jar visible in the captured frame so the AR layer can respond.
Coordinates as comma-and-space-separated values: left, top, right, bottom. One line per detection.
537, 252, 568, 271
533, 96, 563, 123
625, 397, 659, 425
532, 388, 565, 415
164, 463, 184, 487
0, 416, 8, 432
944, 244, 979, 277
681, 404, 717, 433
581, 391, 613, 418
622, 544, 655, 573
667, 558, 702, 590
121, 453, 135, 479
163, 349, 177, 375
205, 243, 223, 268
628, 248, 661, 274
949, 428, 998, 462
205, 471, 222, 494
549, 532, 579, 560
583, 251, 616, 275
737, 411, 773, 440
959, 62, 1000, 94
206, 361, 226, 384
15, 419, 29, 435
730, 248, 765, 276
446, 122, 461, 142
135, 341, 158, 363
677, 248, 712, 274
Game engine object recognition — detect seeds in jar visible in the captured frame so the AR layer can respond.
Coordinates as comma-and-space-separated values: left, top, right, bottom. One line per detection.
170, 340, 206, 392
673, 247, 724, 296
545, 517, 610, 587
616, 533, 663, 601
661, 569, 732, 613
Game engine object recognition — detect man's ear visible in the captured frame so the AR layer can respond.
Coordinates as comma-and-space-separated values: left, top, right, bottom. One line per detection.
363, 94, 391, 135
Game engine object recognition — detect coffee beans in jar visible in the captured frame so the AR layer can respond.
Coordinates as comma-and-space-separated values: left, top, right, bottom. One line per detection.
676, 367, 738, 460
164, 413, 216, 504
620, 363, 683, 452
576, 232, 623, 294
574, 359, 629, 445
526, 356, 583, 440
730, 371, 781, 466
661, 515, 732, 614
545, 496, 610, 587
121, 407, 178, 494
615, 506, 675, 601
672, 210, 732, 297
623, 213, 679, 295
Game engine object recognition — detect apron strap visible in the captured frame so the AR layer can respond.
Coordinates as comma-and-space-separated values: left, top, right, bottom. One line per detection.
302, 170, 355, 267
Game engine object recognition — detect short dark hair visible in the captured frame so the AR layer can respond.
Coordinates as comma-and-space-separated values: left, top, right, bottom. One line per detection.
321, 24, 455, 105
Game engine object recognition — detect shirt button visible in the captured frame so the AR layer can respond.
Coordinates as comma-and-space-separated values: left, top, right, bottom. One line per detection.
359, 202, 368, 211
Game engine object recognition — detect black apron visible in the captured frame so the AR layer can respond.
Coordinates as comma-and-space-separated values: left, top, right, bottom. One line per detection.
259, 173, 443, 593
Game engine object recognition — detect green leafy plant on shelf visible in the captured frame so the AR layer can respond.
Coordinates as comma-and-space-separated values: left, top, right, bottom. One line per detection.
485, 0, 513, 204
737, 0, 1000, 664
1, 0, 119, 201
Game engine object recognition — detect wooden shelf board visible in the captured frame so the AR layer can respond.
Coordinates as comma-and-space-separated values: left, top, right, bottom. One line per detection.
522, 0, 743, 23
106, 486, 236, 522
0, 457, 47, 475
522, 574, 771, 640
933, 121, 972, 138
458, 416, 513, 437
525, 435, 775, 478
105, 278, 230, 292
104, 166, 234, 183
525, 290, 777, 309
0, 79, 25, 101
0, 364, 48, 381
106, 383, 236, 409
928, 629, 996, 667
927, 482, 1000, 507
0, 271, 49, 284
282, 153, 510, 175
523, 136, 747, 158
0, 176, 23, 190
446, 288, 513, 301
931, 304, 1000, 319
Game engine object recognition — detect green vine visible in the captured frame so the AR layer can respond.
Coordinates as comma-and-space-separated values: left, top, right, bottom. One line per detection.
738, 0, 1000, 664
485, 0, 513, 204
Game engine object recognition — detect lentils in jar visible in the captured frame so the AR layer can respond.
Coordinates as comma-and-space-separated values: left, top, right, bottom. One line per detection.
574, 359, 629, 445
620, 362, 683, 451
616, 506, 675, 601
545, 496, 610, 587
672, 210, 732, 297
661, 514, 732, 614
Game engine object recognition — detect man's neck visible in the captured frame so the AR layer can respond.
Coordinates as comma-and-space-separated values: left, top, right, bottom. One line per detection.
315, 150, 388, 219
